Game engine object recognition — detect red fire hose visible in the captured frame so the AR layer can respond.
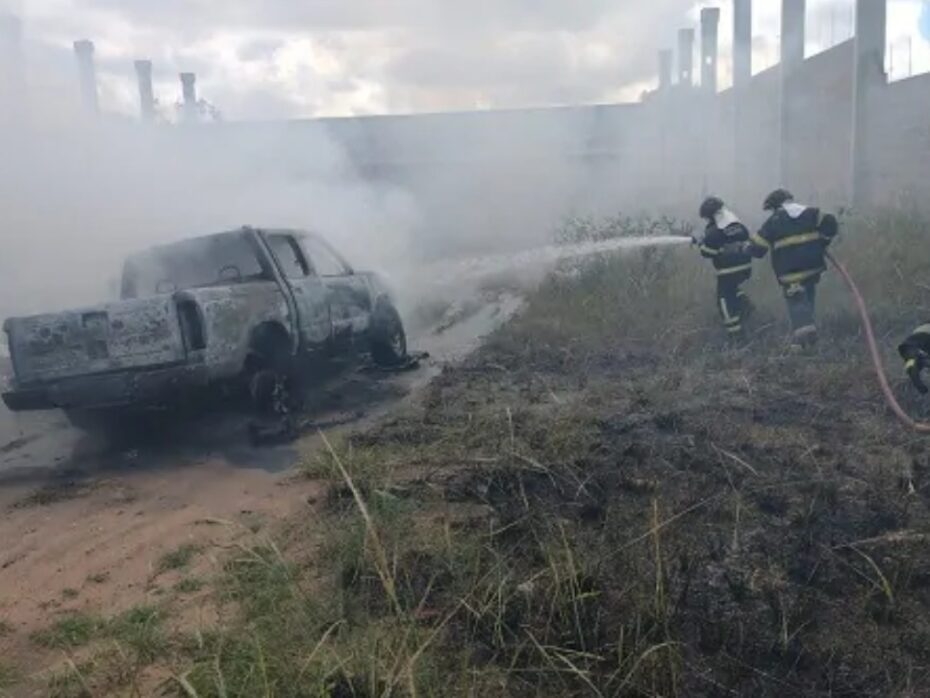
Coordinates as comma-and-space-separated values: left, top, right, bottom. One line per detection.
826, 250, 930, 433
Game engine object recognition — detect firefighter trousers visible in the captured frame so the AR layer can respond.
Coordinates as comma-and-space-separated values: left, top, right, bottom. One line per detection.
717, 275, 750, 336
782, 278, 818, 338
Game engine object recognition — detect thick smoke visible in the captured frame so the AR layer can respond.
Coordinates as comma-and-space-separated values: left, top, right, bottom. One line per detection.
0, 3, 698, 323
8, 1, 923, 325
0, 115, 423, 319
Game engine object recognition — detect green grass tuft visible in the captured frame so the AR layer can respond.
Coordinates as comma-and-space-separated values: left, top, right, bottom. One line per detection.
175, 577, 205, 594
156, 543, 202, 574
0, 661, 18, 692
32, 613, 103, 649
108, 605, 167, 664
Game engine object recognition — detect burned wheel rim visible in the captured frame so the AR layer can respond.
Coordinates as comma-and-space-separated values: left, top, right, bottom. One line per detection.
372, 303, 407, 367
389, 322, 406, 356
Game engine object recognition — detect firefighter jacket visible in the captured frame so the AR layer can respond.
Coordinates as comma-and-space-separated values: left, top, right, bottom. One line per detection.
698, 209, 753, 279
748, 203, 838, 286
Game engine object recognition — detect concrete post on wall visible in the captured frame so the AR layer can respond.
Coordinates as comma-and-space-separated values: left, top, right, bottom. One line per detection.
851, 0, 887, 207
701, 7, 720, 94
733, 0, 753, 208
180, 72, 197, 122
73, 39, 98, 114
678, 28, 695, 88
778, 0, 805, 186
698, 9, 720, 198
733, 0, 753, 89
659, 49, 673, 91
134, 60, 155, 122
677, 28, 697, 199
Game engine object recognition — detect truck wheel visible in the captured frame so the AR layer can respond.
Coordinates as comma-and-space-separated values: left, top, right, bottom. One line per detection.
246, 327, 302, 415
370, 303, 408, 367
249, 369, 288, 415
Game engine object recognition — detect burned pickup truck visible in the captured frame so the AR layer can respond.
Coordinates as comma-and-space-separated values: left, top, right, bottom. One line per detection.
2, 227, 407, 433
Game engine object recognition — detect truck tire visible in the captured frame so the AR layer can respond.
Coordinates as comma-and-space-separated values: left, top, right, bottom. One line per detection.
246, 324, 302, 415
370, 302, 408, 367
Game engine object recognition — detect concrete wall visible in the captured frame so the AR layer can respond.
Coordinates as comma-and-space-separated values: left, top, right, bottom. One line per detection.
161, 40, 928, 253
867, 73, 930, 207
781, 41, 855, 207
627, 39, 924, 218
679, 42, 855, 217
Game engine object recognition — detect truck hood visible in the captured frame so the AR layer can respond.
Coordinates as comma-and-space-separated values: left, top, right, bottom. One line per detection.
4, 296, 187, 385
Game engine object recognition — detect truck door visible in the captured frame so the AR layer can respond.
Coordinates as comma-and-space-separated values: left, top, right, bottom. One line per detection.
264, 233, 332, 346
298, 234, 371, 340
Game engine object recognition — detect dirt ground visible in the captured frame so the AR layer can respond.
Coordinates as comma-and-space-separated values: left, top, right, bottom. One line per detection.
0, 457, 320, 673
0, 279, 527, 691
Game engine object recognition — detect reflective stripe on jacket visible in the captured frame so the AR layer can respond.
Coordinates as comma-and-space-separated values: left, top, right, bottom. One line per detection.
700, 221, 752, 278
748, 205, 838, 285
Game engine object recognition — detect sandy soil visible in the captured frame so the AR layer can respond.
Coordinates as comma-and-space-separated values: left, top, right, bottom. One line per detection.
0, 457, 322, 673
0, 355, 438, 680
0, 285, 526, 690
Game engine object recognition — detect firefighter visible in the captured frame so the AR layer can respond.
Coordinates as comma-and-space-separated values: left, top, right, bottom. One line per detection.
696, 196, 754, 339
899, 324, 930, 394
747, 189, 839, 348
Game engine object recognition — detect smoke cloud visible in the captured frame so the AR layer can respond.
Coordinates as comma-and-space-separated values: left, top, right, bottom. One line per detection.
0, 3, 695, 323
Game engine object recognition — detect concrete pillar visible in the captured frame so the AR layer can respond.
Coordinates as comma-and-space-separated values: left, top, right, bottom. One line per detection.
678, 28, 695, 87
73, 39, 98, 113
778, 0, 805, 185
851, 0, 887, 206
733, 0, 752, 87
134, 60, 155, 122
659, 49, 673, 90
780, 0, 806, 70
701, 8, 720, 93
179, 72, 197, 121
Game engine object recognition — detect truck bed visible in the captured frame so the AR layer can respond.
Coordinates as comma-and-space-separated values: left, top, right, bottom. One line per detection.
3, 296, 191, 409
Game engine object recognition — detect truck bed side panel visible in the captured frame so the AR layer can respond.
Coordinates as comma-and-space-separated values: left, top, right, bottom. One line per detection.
183, 282, 291, 379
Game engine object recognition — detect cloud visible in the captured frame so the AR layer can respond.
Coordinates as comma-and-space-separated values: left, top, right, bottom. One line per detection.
12, 0, 702, 119
18, 0, 929, 120
236, 37, 284, 64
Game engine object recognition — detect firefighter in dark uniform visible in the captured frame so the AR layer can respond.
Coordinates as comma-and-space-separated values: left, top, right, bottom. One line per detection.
747, 189, 839, 347
899, 324, 930, 394
696, 196, 754, 338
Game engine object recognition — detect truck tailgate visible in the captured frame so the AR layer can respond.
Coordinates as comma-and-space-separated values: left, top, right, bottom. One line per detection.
4, 297, 186, 385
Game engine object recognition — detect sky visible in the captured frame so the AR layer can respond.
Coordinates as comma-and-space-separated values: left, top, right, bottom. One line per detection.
2, 0, 930, 121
